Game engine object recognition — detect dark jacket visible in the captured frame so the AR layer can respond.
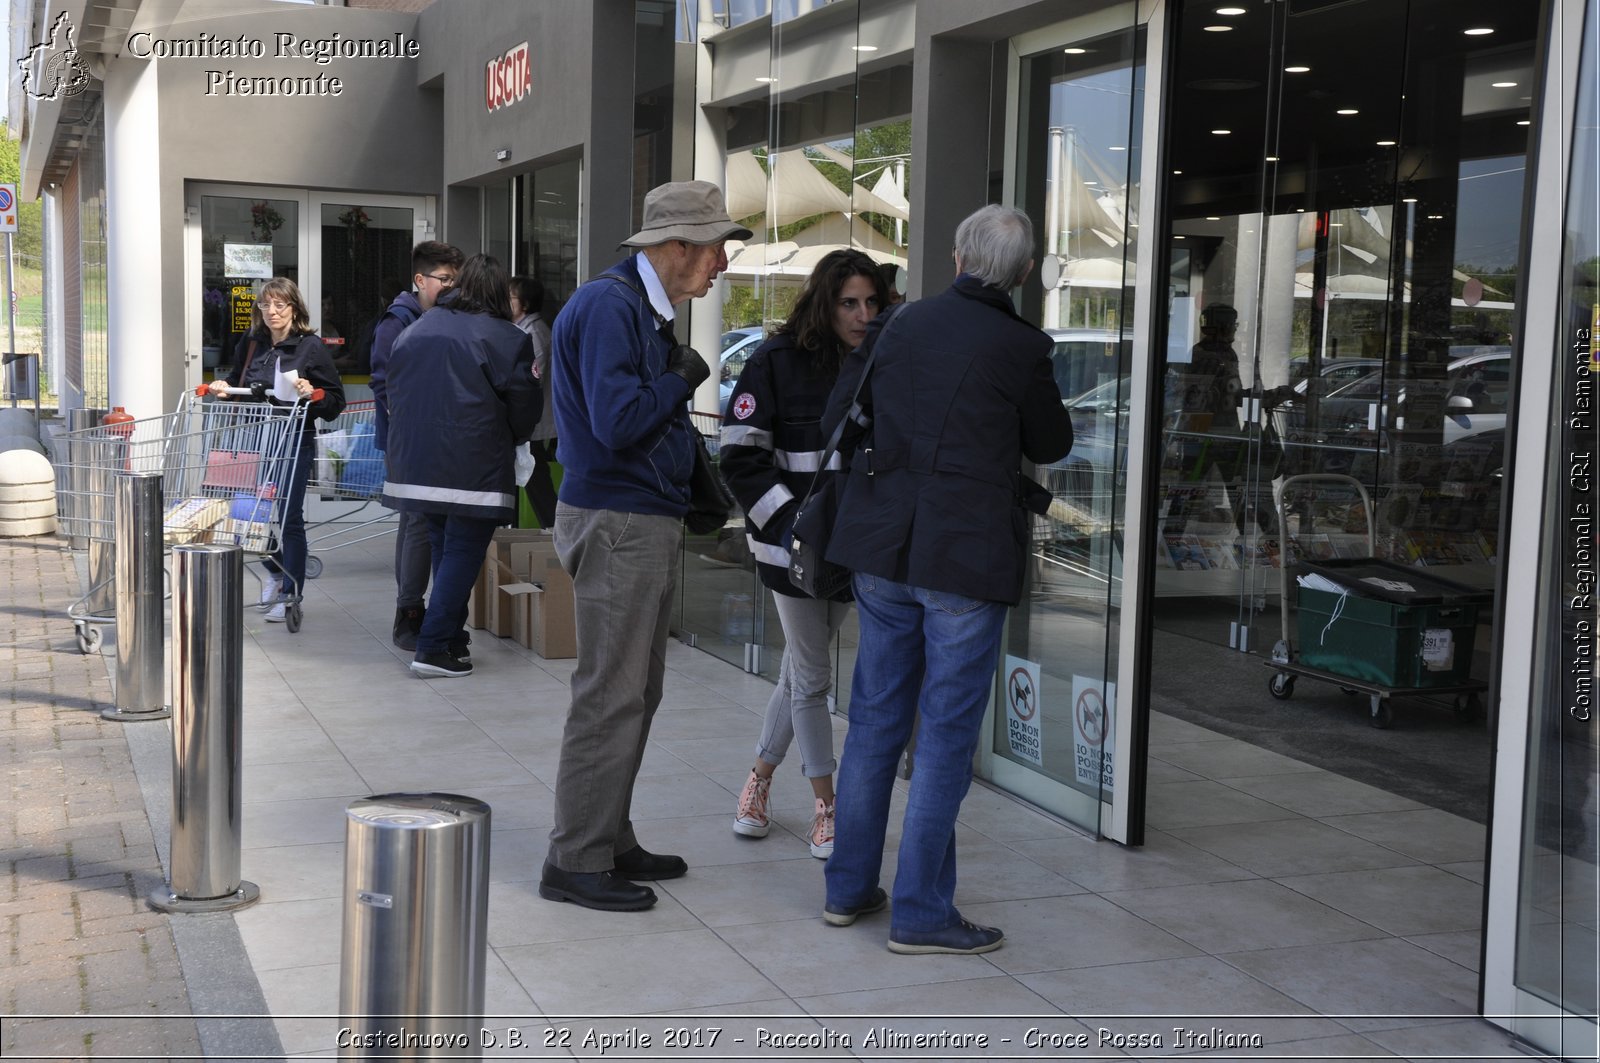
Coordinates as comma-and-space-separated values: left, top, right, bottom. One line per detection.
368, 290, 423, 451
380, 296, 541, 523
550, 256, 696, 517
720, 331, 843, 595
821, 275, 1073, 605
225, 329, 346, 442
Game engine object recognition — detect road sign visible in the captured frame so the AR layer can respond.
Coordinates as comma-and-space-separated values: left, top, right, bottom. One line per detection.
0, 184, 16, 232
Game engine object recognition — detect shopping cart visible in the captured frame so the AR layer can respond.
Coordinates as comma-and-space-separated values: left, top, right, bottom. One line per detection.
304, 399, 387, 578
55, 387, 318, 643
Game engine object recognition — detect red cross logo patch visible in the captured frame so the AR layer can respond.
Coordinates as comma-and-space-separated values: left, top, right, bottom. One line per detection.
732, 392, 757, 420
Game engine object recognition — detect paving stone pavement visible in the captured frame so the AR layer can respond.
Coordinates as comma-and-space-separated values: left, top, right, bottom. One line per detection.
0, 534, 204, 1061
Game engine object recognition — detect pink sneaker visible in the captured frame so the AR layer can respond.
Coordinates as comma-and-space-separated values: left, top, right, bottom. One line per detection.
809, 799, 834, 859
733, 768, 771, 838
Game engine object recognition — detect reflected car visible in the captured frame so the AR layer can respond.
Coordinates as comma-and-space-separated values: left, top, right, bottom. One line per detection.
1042, 375, 1132, 523
718, 327, 764, 411
1046, 328, 1128, 402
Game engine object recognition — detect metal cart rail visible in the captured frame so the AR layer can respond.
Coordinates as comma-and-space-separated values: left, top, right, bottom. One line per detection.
304, 399, 388, 577
54, 388, 316, 644
1264, 472, 1487, 728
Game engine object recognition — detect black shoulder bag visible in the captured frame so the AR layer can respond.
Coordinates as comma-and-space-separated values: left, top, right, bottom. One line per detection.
787, 306, 902, 601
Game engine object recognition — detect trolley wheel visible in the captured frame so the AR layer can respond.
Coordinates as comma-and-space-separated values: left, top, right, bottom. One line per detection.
75, 623, 101, 654
285, 604, 302, 634
305, 555, 323, 580
1453, 692, 1484, 723
1368, 696, 1393, 729
1268, 673, 1295, 699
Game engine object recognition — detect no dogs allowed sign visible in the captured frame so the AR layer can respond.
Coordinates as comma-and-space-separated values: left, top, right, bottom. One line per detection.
1002, 656, 1042, 767
1072, 675, 1116, 790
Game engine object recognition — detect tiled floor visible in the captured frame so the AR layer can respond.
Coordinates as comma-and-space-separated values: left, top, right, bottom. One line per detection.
205, 533, 1524, 1060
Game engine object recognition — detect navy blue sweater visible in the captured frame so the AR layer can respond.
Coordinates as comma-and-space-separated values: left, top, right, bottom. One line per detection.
550, 257, 696, 517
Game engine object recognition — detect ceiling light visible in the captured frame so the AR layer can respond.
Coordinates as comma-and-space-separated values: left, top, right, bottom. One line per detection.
1265, 155, 1280, 161
1427, 214, 1445, 220
1064, 47, 1088, 54
1174, 235, 1187, 240
1206, 216, 1221, 221
1517, 119, 1531, 126
1463, 26, 1494, 35
1211, 129, 1232, 135
1295, 208, 1305, 213
1403, 197, 1417, 203
1203, 25, 1233, 32
1376, 140, 1396, 146
1215, 5, 1247, 13
1172, 169, 1183, 175
1109, 146, 1126, 151
1336, 108, 1359, 115
1492, 81, 1517, 88
755, 76, 776, 83
851, 44, 878, 52
1330, 222, 1343, 227
1285, 65, 1311, 74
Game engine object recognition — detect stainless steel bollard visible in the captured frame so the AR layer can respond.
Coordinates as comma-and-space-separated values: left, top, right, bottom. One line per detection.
149, 543, 259, 913
339, 794, 491, 1060
104, 472, 169, 722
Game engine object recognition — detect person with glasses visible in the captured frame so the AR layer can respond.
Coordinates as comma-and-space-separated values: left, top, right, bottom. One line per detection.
209, 277, 346, 623
370, 240, 465, 652
382, 254, 541, 677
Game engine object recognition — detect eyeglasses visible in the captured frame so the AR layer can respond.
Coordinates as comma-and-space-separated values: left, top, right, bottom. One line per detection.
259, 300, 292, 312
423, 273, 456, 286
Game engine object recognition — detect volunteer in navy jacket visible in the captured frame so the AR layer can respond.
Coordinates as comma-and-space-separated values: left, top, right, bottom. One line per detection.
381, 254, 540, 679
819, 205, 1072, 956
210, 276, 345, 623
540, 180, 750, 914
718, 249, 888, 860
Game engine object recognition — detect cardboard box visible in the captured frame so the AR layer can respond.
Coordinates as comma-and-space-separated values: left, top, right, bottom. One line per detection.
523, 550, 576, 659
499, 582, 539, 647
481, 529, 555, 634
466, 558, 493, 629
163, 496, 229, 544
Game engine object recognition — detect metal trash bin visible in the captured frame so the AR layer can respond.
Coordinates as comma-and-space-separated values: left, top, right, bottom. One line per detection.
339, 793, 491, 1060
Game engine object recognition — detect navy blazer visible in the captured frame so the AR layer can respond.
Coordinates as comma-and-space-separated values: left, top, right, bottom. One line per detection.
820, 276, 1072, 605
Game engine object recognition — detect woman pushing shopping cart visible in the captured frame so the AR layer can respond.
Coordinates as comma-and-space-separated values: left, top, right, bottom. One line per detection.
206, 277, 345, 628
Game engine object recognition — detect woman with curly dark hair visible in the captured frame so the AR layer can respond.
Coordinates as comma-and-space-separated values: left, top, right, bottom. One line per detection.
718, 249, 889, 858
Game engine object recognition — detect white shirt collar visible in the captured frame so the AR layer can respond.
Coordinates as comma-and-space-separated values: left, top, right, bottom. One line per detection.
634, 252, 676, 325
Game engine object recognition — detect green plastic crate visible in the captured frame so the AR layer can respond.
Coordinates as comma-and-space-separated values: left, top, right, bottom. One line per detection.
1297, 588, 1478, 688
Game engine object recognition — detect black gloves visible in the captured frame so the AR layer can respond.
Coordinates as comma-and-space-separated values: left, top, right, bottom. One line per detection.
667, 344, 711, 390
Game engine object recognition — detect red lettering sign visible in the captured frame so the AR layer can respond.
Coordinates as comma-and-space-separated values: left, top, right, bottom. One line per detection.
485, 41, 531, 112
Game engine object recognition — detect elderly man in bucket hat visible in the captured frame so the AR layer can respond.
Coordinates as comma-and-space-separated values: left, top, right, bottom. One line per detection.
539, 180, 752, 912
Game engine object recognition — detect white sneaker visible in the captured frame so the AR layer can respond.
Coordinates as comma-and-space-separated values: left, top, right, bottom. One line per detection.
258, 579, 281, 607
264, 601, 288, 623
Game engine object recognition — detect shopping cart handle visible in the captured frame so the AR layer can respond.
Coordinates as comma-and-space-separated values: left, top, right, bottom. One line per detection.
199, 383, 324, 402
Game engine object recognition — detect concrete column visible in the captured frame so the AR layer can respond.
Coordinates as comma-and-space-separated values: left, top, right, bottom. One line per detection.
104, 58, 166, 419
41, 186, 70, 410
909, 35, 993, 299
690, 24, 728, 418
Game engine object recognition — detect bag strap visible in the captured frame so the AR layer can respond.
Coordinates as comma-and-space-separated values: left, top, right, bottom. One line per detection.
795, 301, 906, 511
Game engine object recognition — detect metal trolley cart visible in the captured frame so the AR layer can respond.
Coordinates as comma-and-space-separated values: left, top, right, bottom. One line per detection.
303, 399, 386, 578
55, 387, 317, 642
1265, 473, 1489, 728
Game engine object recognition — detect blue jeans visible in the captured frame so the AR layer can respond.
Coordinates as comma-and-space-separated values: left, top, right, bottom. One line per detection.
417, 513, 499, 654
264, 436, 313, 596
825, 573, 1007, 934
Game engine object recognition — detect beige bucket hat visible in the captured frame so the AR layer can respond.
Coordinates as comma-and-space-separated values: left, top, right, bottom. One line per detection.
620, 180, 753, 248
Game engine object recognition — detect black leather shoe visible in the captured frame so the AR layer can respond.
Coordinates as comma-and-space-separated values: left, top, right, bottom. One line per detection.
537, 863, 656, 911
888, 918, 1004, 955
823, 886, 888, 927
613, 845, 688, 881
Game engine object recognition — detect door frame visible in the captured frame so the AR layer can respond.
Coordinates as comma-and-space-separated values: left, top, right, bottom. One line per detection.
974, 0, 1168, 845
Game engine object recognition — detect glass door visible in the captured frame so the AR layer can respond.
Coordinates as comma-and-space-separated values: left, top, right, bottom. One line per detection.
978, 4, 1147, 835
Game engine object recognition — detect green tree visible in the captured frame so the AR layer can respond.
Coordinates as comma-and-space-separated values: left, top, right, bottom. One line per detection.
0, 122, 44, 292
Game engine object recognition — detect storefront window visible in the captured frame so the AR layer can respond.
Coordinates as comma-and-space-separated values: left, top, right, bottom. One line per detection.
518, 158, 582, 320
317, 202, 415, 376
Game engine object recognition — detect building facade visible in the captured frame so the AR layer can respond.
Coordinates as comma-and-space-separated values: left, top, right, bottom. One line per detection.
13, 0, 1596, 1053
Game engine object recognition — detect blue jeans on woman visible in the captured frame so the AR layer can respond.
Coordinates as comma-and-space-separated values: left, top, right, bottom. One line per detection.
417, 513, 499, 654
263, 436, 313, 597
824, 572, 1007, 934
